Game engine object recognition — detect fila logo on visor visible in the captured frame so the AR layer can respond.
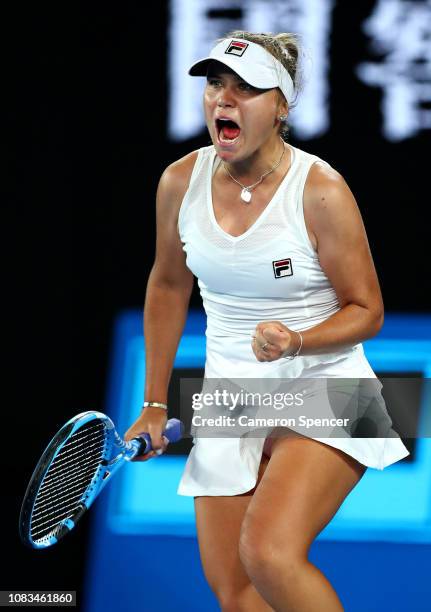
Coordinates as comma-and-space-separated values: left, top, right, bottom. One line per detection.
273, 258, 293, 278
225, 40, 249, 57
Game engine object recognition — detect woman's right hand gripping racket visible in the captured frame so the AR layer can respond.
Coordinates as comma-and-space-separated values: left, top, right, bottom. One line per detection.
19, 411, 184, 549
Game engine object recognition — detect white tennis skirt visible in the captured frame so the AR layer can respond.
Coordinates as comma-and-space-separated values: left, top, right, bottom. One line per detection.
177, 337, 410, 497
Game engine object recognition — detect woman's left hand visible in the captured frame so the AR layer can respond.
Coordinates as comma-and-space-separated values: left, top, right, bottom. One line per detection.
252, 321, 300, 362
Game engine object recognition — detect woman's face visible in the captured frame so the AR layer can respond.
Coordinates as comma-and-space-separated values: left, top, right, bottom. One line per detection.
203, 61, 286, 162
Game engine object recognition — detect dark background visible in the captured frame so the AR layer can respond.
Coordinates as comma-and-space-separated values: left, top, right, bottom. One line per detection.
5, 0, 428, 607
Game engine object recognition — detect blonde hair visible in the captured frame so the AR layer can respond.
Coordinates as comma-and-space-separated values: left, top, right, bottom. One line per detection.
218, 31, 303, 139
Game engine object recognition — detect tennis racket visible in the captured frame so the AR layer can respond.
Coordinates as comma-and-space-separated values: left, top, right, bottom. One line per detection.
19, 410, 184, 549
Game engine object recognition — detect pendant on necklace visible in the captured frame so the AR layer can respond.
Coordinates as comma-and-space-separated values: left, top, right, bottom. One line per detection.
240, 188, 252, 203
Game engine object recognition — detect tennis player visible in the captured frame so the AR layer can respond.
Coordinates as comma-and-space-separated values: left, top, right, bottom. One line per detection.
124, 31, 409, 611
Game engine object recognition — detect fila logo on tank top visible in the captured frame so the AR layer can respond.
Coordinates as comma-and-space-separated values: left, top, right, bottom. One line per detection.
178, 145, 341, 336
273, 258, 293, 278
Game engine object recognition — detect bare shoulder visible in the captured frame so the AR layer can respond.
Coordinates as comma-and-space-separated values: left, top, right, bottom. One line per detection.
157, 149, 200, 207
304, 161, 359, 213
303, 160, 362, 233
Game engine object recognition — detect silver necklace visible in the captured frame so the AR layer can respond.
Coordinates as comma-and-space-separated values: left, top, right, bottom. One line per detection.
223, 140, 286, 203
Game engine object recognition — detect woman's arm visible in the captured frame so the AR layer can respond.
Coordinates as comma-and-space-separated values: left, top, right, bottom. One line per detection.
143, 155, 197, 403
124, 152, 197, 454
253, 162, 384, 360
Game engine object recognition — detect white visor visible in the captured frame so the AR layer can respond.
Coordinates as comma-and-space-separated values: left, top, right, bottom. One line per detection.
188, 38, 295, 104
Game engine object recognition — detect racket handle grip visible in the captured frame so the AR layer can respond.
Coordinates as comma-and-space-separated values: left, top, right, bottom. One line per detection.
134, 418, 184, 456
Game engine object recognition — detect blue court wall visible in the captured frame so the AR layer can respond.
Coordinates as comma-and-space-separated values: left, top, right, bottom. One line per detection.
82, 311, 431, 612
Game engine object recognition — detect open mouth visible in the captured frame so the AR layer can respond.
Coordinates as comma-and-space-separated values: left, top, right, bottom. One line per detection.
216, 118, 241, 142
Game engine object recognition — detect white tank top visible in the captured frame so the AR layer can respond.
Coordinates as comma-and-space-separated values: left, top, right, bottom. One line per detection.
178, 144, 341, 340
175, 145, 411, 497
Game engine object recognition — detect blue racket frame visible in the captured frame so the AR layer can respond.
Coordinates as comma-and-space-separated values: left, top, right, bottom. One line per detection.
19, 411, 183, 549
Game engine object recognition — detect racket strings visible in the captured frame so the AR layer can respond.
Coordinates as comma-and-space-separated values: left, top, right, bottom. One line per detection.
34, 457, 103, 508
30, 421, 107, 542
31, 461, 104, 528
36, 425, 105, 494
38, 434, 105, 493
32, 475, 103, 537
45, 426, 105, 473
31, 446, 105, 537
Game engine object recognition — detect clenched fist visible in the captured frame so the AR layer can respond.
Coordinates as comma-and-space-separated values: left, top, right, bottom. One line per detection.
251, 320, 302, 362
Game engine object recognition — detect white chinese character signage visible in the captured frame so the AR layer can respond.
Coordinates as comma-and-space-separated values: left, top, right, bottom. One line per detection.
168, 0, 431, 143
168, 0, 334, 141
357, 0, 431, 141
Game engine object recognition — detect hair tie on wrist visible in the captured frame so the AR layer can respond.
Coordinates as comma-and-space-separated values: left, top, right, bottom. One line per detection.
283, 330, 303, 360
